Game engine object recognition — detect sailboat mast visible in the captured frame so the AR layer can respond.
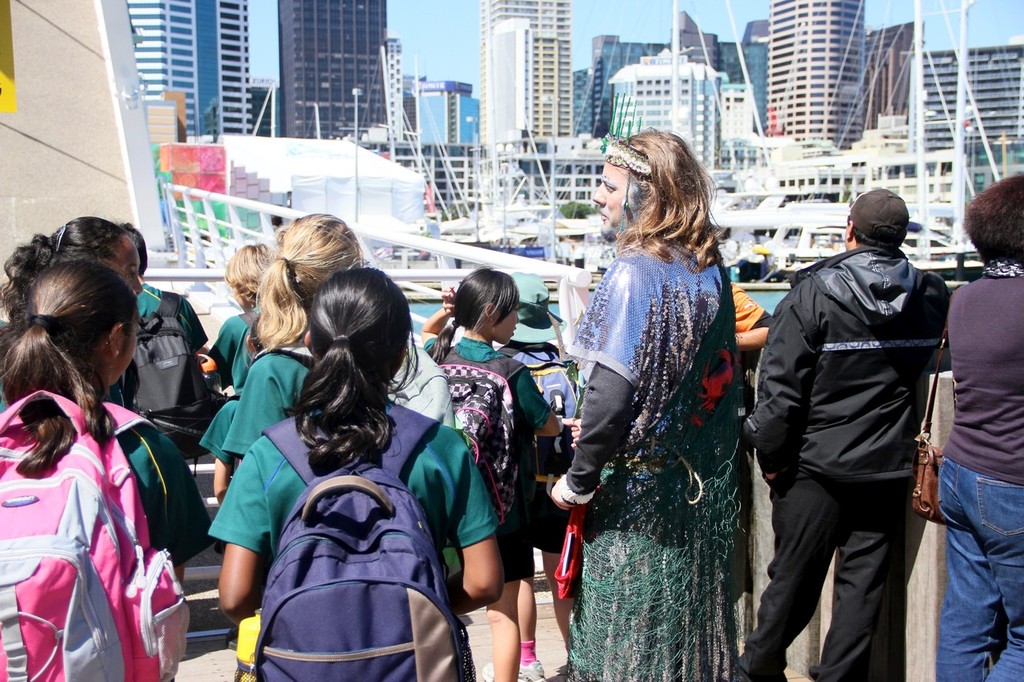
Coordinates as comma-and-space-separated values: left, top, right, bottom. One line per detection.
913, 0, 929, 253
951, 0, 970, 245
671, 0, 680, 132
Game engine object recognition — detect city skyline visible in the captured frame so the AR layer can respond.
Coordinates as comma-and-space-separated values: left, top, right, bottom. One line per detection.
250, 0, 1023, 93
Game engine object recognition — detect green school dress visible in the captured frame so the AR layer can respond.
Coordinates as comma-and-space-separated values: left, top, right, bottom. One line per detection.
207, 314, 253, 391
209, 421, 498, 560
116, 423, 213, 565
199, 351, 310, 465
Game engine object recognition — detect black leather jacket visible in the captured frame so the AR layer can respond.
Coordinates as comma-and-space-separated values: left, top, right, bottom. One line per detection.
744, 246, 950, 481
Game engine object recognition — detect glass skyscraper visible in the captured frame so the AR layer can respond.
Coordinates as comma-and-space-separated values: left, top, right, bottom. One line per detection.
279, 0, 387, 140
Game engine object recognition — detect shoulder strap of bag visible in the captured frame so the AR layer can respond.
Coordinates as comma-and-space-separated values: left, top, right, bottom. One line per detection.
921, 324, 949, 437
264, 406, 438, 485
154, 291, 183, 321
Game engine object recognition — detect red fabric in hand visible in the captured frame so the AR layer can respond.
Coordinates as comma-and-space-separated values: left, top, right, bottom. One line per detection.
554, 505, 587, 600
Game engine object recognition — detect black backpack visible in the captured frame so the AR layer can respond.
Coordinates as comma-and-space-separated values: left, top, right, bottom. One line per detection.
132, 292, 224, 459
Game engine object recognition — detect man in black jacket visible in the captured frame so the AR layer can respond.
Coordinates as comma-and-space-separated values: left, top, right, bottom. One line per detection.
738, 189, 950, 681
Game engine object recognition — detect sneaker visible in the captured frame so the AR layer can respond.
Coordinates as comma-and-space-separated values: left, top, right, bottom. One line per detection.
481, 661, 546, 682
519, 660, 546, 681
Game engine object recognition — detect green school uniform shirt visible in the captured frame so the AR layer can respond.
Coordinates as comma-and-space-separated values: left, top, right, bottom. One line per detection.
137, 283, 209, 351
116, 422, 212, 565
208, 314, 253, 391
428, 337, 553, 533
208, 421, 498, 560
200, 351, 309, 464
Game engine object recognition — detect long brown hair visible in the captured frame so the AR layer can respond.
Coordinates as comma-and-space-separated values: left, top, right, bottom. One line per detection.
614, 130, 722, 270
0, 261, 138, 476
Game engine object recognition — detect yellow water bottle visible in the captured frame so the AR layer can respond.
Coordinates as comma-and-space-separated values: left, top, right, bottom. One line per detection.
234, 611, 260, 682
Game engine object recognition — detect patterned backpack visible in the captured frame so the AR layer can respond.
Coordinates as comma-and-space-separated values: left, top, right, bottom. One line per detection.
0, 391, 189, 681
439, 352, 523, 523
255, 405, 475, 681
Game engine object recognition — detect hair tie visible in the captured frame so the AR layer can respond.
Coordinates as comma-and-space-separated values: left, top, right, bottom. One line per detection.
281, 257, 301, 285
332, 333, 350, 347
27, 313, 62, 335
53, 224, 68, 253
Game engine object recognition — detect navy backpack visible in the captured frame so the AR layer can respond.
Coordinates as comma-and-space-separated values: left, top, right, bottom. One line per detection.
500, 343, 578, 482
254, 405, 475, 681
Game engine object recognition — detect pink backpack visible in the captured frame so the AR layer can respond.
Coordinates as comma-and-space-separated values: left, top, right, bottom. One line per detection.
0, 391, 189, 681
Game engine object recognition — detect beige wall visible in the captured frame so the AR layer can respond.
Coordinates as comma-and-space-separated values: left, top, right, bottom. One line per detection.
0, 0, 142, 263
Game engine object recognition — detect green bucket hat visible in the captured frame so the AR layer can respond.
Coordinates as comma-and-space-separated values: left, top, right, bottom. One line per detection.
511, 272, 562, 344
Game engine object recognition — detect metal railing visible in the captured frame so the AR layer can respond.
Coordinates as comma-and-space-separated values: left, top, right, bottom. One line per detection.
160, 183, 593, 339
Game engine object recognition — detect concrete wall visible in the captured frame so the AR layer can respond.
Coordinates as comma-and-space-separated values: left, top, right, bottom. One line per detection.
742, 366, 955, 681
0, 0, 161, 264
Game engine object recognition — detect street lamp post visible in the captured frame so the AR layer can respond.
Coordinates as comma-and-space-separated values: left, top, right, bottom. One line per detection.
352, 87, 363, 223
549, 96, 558, 262
466, 116, 480, 242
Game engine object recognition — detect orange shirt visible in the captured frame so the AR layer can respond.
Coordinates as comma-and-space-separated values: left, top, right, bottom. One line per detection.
732, 284, 767, 333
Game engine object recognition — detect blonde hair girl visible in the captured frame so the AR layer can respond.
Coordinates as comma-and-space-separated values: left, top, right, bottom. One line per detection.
203, 214, 363, 501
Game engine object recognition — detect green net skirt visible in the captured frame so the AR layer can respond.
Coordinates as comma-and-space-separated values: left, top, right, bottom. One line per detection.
567, 452, 739, 682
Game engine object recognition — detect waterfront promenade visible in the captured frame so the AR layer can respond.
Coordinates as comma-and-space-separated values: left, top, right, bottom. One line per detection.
176, 589, 812, 681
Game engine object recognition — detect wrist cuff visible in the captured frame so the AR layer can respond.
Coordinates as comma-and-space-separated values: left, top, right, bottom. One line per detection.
553, 475, 594, 506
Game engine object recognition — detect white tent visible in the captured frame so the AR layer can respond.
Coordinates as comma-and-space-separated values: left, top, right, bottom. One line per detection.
221, 135, 426, 224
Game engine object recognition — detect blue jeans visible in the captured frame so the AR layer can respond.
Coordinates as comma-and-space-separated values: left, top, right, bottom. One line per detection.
937, 457, 1024, 681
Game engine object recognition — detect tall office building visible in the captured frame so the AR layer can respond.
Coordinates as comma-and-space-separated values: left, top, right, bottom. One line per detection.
129, 0, 250, 138
768, 0, 865, 148
719, 25, 769, 136
573, 67, 594, 137
608, 53, 721, 165
578, 35, 666, 138
862, 22, 912, 132
480, 0, 572, 144
418, 81, 480, 145
279, 0, 386, 139
677, 11, 719, 67
922, 43, 1024, 154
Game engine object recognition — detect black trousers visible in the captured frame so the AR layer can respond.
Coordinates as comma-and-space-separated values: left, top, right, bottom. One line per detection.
738, 472, 906, 682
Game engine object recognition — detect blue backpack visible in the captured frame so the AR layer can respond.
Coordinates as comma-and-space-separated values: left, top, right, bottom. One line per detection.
501, 343, 578, 480
254, 405, 475, 682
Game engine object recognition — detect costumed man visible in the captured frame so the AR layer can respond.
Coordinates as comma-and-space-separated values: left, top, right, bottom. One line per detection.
549, 99, 741, 681
738, 189, 950, 681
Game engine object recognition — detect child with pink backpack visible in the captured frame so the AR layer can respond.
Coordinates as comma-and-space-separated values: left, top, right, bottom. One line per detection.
0, 260, 210, 680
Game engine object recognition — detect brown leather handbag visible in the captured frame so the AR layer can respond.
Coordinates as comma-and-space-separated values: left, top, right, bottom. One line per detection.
912, 327, 947, 524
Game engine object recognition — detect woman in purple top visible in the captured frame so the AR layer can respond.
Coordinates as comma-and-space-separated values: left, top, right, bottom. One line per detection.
937, 175, 1024, 681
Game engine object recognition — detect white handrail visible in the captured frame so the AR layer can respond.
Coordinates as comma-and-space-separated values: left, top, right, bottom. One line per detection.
163, 183, 593, 339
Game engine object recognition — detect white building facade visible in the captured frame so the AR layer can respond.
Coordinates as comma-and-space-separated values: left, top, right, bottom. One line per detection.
607, 54, 722, 166
480, 0, 572, 145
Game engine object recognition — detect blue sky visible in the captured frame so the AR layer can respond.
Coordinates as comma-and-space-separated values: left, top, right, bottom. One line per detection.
250, 0, 1024, 92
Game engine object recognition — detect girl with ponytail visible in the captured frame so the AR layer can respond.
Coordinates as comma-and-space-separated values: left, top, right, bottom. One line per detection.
213, 268, 502, 623
0, 261, 211, 572
422, 267, 561, 682
1, 216, 144, 409
202, 213, 363, 501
